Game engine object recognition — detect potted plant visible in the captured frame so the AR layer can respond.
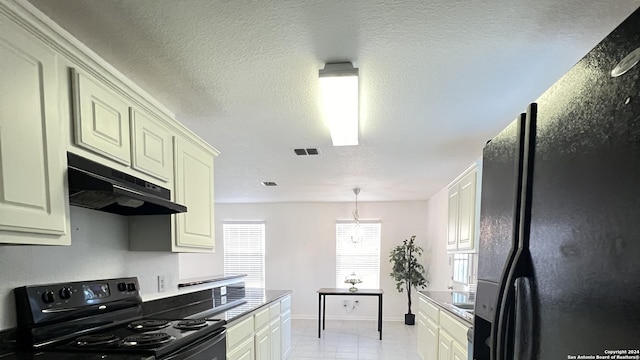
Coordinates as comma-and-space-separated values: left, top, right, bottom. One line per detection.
389, 235, 428, 325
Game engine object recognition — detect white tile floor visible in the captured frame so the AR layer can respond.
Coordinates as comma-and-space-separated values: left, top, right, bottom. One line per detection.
289, 319, 420, 360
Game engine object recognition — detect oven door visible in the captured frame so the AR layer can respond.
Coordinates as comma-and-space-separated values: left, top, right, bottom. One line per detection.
162, 328, 226, 360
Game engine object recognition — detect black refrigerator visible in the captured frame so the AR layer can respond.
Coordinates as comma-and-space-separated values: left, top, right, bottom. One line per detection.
473, 6, 640, 360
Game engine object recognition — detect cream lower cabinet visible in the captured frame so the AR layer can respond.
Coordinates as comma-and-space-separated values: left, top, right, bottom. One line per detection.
0, 12, 69, 245
280, 295, 292, 359
228, 316, 255, 360
418, 295, 470, 360
228, 296, 291, 360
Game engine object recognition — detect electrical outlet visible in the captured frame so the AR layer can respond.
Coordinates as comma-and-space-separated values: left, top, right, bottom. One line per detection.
158, 275, 166, 292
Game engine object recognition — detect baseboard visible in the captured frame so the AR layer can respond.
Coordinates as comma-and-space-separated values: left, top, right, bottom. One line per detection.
291, 314, 404, 322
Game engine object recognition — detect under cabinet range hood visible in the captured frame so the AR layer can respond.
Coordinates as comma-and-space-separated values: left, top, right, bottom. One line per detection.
67, 152, 187, 215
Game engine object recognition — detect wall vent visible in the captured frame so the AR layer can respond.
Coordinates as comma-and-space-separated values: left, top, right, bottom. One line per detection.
261, 181, 278, 186
294, 148, 320, 156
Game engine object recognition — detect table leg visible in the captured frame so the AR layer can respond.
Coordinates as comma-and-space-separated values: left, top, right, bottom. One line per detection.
378, 294, 383, 340
318, 293, 321, 338
322, 294, 326, 330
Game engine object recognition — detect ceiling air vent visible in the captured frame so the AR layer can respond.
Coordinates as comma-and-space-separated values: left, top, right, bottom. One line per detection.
294, 148, 320, 156
261, 181, 278, 187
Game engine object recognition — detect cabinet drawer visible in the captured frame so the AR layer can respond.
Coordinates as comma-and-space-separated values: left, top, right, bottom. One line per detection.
439, 311, 470, 346
421, 297, 440, 323
227, 315, 254, 350
280, 295, 291, 310
269, 302, 281, 319
254, 307, 270, 331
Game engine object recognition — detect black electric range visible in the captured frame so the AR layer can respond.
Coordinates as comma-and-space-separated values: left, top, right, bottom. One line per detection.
13, 277, 226, 360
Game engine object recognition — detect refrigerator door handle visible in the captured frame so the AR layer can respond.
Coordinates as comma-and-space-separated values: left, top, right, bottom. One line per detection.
514, 276, 533, 360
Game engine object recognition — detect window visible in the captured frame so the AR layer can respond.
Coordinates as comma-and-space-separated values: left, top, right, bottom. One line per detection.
224, 222, 265, 288
452, 253, 470, 285
335, 221, 381, 289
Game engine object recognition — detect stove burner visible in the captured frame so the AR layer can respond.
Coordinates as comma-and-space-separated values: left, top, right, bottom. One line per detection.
128, 319, 170, 331
74, 334, 120, 347
174, 319, 207, 330
122, 332, 174, 348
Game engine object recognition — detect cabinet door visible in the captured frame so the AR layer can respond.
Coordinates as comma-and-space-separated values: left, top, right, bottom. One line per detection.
425, 318, 439, 360
270, 318, 282, 360
228, 336, 255, 360
131, 107, 173, 182
457, 170, 477, 250
438, 329, 453, 360
452, 341, 467, 360
0, 17, 69, 244
417, 310, 428, 360
71, 68, 131, 165
255, 326, 270, 360
447, 184, 460, 250
281, 309, 292, 359
174, 137, 215, 250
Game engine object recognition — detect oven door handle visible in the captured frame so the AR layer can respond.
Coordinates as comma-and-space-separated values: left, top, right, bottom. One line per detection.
162, 328, 226, 360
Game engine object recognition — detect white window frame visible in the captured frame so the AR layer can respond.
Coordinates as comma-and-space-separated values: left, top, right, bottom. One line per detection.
223, 221, 266, 288
452, 253, 471, 285
335, 220, 381, 289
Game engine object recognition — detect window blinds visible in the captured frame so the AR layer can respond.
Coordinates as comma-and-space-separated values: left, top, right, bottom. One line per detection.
223, 222, 265, 288
335, 221, 381, 289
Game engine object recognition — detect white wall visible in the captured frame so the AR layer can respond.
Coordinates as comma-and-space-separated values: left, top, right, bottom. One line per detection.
422, 187, 451, 290
182, 201, 438, 321
0, 206, 179, 330
1, 196, 455, 330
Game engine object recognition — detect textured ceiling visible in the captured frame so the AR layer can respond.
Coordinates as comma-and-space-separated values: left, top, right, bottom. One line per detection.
27, 0, 640, 203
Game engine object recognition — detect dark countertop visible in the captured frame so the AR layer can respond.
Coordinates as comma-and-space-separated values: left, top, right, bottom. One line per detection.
418, 290, 474, 325
201, 289, 292, 324
146, 287, 292, 325
178, 274, 246, 288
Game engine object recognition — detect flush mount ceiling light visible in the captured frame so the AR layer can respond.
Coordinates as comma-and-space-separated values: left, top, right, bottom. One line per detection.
319, 62, 359, 146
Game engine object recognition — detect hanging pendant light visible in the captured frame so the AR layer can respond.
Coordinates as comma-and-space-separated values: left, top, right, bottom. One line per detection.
350, 188, 363, 244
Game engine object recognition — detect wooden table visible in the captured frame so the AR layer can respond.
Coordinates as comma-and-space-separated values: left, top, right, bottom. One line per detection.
317, 288, 384, 340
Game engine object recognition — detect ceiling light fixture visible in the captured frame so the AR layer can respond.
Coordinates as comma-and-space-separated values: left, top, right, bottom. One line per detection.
319, 62, 359, 146
351, 187, 363, 244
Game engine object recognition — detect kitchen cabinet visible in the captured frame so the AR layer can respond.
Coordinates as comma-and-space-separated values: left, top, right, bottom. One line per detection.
438, 329, 454, 360
71, 68, 131, 166
227, 296, 291, 360
452, 342, 467, 360
255, 325, 270, 360
130, 107, 173, 183
417, 294, 469, 360
173, 136, 216, 251
228, 336, 256, 360
0, 13, 70, 245
228, 316, 255, 360
280, 295, 292, 359
447, 162, 481, 253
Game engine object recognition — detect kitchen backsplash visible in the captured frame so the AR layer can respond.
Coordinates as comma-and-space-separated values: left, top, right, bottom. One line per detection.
0, 206, 180, 330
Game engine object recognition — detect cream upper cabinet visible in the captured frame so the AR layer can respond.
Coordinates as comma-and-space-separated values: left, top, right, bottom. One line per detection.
71, 68, 131, 165
447, 186, 459, 251
174, 136, 216, 251
0, 15, 69, 245
130, 107, 173, 182
447, 162, 481, 253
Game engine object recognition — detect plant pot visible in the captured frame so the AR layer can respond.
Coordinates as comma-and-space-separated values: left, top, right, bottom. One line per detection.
404, 313, 415, 325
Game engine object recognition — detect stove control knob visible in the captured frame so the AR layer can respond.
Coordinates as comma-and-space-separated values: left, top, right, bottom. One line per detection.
42, 291, 55, 303
127, 283, 137, 292
117, 282, 128, 292
59, 287, 72, 299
